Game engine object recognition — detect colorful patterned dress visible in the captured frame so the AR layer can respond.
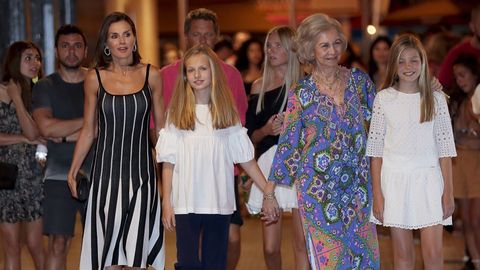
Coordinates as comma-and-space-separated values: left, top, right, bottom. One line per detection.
269, 68, 380, 269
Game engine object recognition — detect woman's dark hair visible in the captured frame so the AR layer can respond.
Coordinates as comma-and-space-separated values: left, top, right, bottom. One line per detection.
368, 35, 392, 79
94, 12, 141, 68
234, 38, 264, 73
2, 41, 43, 110
451, 54, 480, 105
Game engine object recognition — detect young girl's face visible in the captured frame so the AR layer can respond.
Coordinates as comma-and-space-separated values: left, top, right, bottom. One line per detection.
20, 48, 41, 79
453, 64, 478, 94
266, 32, 288, 67
396, 47, 421, 83
185, 53, 212, 92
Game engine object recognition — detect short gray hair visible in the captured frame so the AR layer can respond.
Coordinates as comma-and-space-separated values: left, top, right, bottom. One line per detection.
295, 13, 347, 64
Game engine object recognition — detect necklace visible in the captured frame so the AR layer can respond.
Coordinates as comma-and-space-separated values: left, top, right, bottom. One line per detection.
313, 68, 347, 117
313, 68, 340, 94
121, 68, 129, 77
118, 66, 131, 77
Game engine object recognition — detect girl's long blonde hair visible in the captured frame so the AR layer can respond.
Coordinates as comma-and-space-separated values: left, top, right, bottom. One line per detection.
256, 26, 301, 114
168, 44, 240, 130
383, 34, 434, 123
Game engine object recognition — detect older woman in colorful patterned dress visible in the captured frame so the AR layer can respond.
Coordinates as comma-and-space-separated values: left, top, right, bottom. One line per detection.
268, 13, 380, 269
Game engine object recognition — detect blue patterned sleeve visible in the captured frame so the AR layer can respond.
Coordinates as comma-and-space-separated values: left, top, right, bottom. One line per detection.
355, 69, 376, 122
268, 84, 304, 186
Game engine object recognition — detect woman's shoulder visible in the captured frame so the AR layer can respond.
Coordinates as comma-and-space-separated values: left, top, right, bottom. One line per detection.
350, 67, 373, 83
250, 78, 263, 95
145, 63, 161, 81
85, 68, 99, 81
84, 69, 100, 90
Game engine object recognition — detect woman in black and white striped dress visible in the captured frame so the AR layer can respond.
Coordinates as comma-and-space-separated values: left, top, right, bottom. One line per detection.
68, 12, 165, 269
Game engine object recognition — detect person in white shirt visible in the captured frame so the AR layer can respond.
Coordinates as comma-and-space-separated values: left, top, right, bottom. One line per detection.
156, 44, 279, 270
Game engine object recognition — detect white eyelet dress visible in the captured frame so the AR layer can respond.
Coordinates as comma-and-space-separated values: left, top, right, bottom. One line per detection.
366, 88, 457, 229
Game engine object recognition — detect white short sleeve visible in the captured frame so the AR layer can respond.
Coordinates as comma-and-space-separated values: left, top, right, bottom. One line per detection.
156, 126, 178, 163
434, 93, 457, 157
228, 126, 255, 164
366, 93, 386, 157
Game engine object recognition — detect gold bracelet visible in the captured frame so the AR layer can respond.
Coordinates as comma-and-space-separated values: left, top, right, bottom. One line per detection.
263, 193, 276, 201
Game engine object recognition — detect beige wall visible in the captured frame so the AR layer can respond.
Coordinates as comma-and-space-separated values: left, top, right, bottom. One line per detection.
77, 0, 160, 66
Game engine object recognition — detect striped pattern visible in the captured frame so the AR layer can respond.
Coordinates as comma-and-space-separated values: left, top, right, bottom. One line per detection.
80, 65, 164, 269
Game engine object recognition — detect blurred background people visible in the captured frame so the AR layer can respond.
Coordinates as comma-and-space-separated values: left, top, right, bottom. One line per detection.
339, 42, 366, 71
214, 36, 234, 62
450, 54, 480, 269
0, 41, 45, 270
160, 42, 181, 67
368, 35, 392, 89
235, 38, 264, 96
439, 4, 480, 89
424, 30, 460, 78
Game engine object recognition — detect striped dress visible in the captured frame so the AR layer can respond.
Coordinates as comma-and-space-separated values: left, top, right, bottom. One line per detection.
80, 64, 164, 270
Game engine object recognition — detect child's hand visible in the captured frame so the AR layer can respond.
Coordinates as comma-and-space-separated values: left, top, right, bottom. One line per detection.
442, 193, 455, 220
372, 193, 384, 223
162, 202, 176, 231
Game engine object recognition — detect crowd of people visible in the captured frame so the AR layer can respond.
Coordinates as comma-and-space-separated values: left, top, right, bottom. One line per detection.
0, 4, 479, 270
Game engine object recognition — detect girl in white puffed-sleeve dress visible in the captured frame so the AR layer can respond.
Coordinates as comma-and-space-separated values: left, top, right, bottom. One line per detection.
156, 45, 278, 270
366, 34, 456, 269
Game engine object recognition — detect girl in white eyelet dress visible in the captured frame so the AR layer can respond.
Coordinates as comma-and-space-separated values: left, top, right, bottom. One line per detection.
366, 34, 456, 269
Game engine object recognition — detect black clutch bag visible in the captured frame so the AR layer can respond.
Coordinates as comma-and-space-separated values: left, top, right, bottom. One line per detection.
0, 162, 18, 190
76, 170, 90, 202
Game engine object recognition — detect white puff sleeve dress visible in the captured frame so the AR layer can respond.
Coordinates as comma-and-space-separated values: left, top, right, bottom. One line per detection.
156, 104, 255, 215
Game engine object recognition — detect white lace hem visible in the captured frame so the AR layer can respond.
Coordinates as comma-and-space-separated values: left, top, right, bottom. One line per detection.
370, 218, 452, 230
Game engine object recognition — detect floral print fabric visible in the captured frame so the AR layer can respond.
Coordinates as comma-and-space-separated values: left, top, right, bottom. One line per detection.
269, 69, 380, 269
0, 102, 43, 223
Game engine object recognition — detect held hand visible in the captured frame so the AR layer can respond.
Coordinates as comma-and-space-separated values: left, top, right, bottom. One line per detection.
431, 77, 443, 92
272, 113, 284, 135
260, 194, 280, 224
262, 115, 281, 136
67, 171, 78, 199
442, 193, 455, 220
372, 193, 384, 223
162, 202, 176, 231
